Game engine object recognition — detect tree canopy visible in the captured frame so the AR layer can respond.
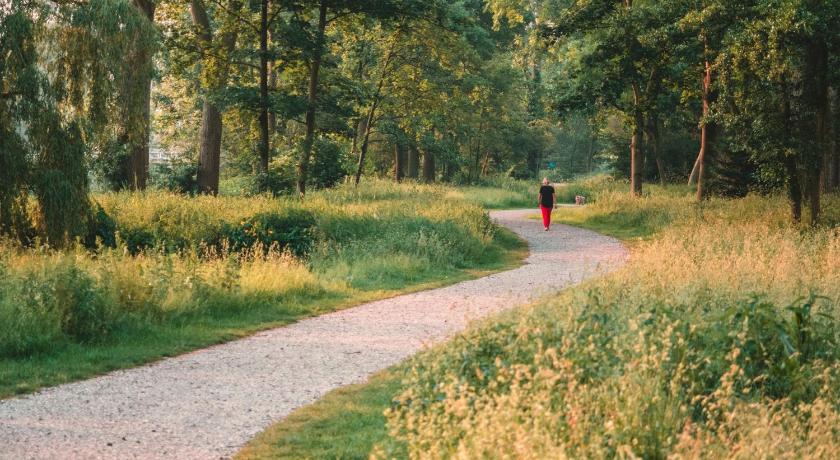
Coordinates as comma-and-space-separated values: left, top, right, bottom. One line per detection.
2, 0, 840, 243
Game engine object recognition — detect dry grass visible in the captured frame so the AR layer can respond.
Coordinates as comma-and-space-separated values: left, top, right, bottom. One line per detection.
382, 185, 840, 459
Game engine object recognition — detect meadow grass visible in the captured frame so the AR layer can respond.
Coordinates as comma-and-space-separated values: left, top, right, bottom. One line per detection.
236, 370, 407, 460
241, 178, 840, 459
0, 181, 527, 398
383, 187, 840, 459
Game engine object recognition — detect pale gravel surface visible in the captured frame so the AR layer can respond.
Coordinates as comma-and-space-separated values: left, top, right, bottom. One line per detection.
0, 209, 627, 460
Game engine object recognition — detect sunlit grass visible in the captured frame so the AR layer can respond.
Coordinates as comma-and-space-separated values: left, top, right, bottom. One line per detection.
0, 180, 527, 398
239, 179, 840, 459
383, 186, 840, 458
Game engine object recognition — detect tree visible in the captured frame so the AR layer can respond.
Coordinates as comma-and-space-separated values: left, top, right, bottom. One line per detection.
1, 0, 155, 243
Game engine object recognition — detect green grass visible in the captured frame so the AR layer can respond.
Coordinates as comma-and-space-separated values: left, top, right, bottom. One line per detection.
0, 181, 527, 399
236, 370, 406, 460
238, 178, 840, 459
384, 187, 840, 458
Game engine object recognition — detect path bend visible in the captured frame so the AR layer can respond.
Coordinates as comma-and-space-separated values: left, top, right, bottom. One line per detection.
0, 209, 627, 460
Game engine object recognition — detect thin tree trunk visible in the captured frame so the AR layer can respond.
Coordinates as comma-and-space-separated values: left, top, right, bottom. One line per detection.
267, 60, 277, 133
696, 55, 715, 201
353, 104, 378, 186
645, 114, 665, 185
422, 147, 435, 183
782, 79, 802, 222
786, 154, 803, 223
349, 117, 364, 159
296, 1, 327, 198
129, 0, 155, 190
191, 0, 237, 195
407, 142, 419, 179
804, 36, 828, 225
630, 83, 644, 196
688, 153, 701, 185
831, 87, 840, 190
480, 150, 491, 176
196, 103, 223, 194
257, 0, 270, 186
394, 141, 406, 182
354, 28, 400, 186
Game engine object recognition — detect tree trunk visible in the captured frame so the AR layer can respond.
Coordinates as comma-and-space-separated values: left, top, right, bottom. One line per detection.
191, 0, 237, 195
196, 103, 223, 194
407, 142, 419, 179
630, 83, 644, 196
422, 147, 435, 183
296, 1, 327, 198
830, 87, 840, 191
256, 0, 270, 188
394, 141, 406, 182
804, 37, 827, 225
696, 56, 715, 201
786, 154, 803, 223
354, 28, 400, 186
267, 61, 277, 133
645, 114, 665, 185
354, 105, 377, 186
480, 150, 491, 176
128, 0, 155, 190
781, 79, 802, 223
688, 153, 701, 185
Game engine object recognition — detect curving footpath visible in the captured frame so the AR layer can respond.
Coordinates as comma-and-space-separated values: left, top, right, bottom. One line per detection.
0, 210, 627, 460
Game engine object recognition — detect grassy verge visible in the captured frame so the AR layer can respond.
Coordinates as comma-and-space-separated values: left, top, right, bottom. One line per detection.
239, 178, 840, 459
0, 181, 526, 398
236, 370, 406, 460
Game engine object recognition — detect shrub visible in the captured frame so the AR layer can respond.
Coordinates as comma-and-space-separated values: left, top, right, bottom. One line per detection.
219, 209, 317, 258
85, 203, 117, 249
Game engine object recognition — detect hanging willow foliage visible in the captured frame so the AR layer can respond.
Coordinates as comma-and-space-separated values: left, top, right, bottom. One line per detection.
0, 0, 157, 246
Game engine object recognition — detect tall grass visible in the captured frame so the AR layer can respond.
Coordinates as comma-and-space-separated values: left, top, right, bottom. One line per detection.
382, 184, 840, 458
0, 180, 524, 396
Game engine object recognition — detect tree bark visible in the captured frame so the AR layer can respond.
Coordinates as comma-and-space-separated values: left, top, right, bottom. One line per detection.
781, 79, 802, 223
696, 56, 715, 201
353, 28, 399, 186
786, 154, 803, 223
128, 0, 155, 190
803, 37, 827, 225
830, 87, 840, 191
191, 0, 237, 195
394, 141, 406, 182
630, 83, 644, 196
480, 150, 491, 176
296, 2, 328, 198
256, 0, 270, 188
422, 147, 435, 183
407, 142, 419, 179
645, 114, 665, 185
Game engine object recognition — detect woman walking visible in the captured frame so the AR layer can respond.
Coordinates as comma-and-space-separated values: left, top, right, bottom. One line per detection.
538, 177, 556, 231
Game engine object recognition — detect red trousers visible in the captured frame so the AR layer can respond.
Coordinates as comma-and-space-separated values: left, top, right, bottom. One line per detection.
540, 205, 552, 229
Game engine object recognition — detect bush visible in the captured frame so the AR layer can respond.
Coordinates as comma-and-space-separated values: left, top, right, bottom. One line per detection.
149, 161, 199, 194
219, 209, 317, 258
85, 203, 117, 249
54, 263, 112, 343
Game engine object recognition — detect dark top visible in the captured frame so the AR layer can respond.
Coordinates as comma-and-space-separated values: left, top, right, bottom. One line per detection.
539, 185, 555, 208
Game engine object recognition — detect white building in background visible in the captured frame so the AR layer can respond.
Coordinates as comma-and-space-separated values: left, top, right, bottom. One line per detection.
149, 138, 173, 165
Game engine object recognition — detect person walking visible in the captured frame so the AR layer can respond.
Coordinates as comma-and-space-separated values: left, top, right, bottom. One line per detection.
538, 177, 556, 231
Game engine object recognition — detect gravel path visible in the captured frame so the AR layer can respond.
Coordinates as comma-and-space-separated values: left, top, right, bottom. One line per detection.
0, 210, 626, 460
